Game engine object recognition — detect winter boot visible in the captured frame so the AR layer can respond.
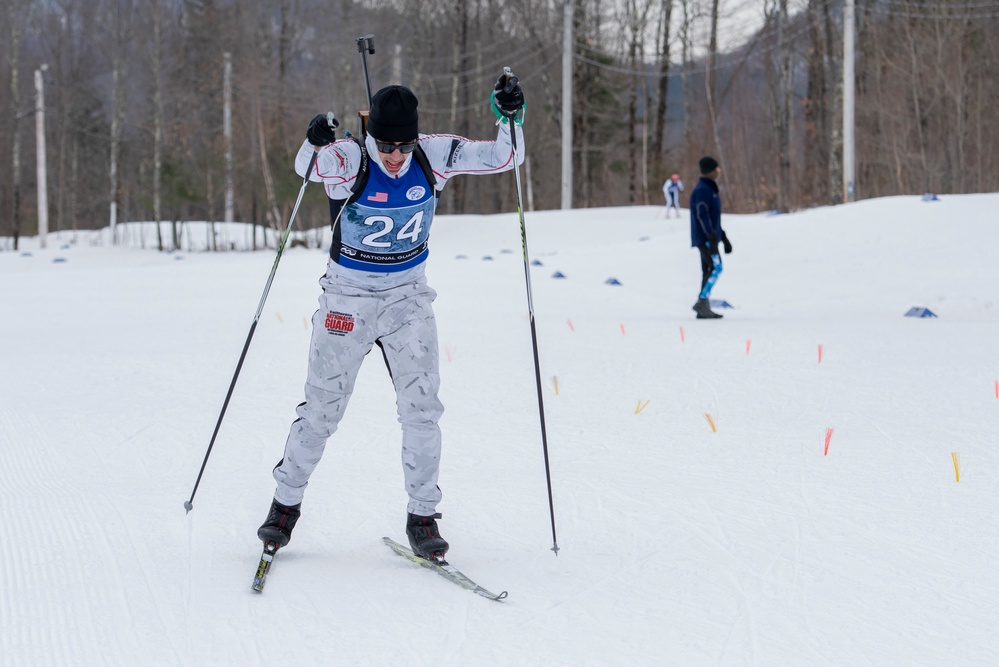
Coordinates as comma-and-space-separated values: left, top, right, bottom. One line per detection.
257, 499, 301, 548
693, 298, 723, 319
406, 512, 449, 560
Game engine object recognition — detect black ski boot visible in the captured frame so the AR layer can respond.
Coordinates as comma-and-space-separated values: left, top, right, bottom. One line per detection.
406, 512, 449, 560
257, 499, 301, 548
693, 298, 723, 319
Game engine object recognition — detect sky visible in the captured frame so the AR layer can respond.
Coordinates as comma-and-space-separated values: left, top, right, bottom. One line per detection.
2, 191, 998, 666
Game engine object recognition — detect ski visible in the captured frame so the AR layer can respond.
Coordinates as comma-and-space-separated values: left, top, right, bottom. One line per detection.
251, 541, 279, 593
382, 537, 507, 601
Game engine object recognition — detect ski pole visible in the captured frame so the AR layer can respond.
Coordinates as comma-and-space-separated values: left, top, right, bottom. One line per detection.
184, 113, 335, 513
500, 69, 559, 555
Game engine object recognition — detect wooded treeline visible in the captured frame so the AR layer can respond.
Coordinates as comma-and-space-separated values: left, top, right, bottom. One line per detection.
2, 0, 997, 249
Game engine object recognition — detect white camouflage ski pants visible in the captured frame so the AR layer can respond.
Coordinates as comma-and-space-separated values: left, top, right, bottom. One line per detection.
271, 264, 444, 516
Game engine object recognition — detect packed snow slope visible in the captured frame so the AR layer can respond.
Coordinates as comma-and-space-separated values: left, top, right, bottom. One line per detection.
2, 193, 998, 666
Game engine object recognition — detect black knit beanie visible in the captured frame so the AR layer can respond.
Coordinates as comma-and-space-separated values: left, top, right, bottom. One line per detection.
699, 156, 719, 175
367, 85, 419, 142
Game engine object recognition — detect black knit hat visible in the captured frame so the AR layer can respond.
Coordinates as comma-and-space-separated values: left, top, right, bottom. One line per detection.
699, 156, 719, 175
367, 85, 419, 142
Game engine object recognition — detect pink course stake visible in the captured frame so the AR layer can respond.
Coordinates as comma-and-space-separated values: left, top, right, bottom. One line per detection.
824, 428, 834, 456
746, 339, 751, 355
567, 318, 575, 332
679, 326, 685, 343
818, 344, 824, 364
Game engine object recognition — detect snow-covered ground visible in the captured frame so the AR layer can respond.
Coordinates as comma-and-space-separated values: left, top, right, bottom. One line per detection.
2, 193, 997, 666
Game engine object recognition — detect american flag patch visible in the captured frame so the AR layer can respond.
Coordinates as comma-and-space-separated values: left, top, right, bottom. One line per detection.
368, 191, 388, 202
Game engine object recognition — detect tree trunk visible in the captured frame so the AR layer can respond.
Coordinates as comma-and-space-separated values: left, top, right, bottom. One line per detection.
626, 3, 641, 204
257, 101, 283, 238
447, 0, 469, 214
826, 0, 842, 206
704, 0, 724, 167
679, 0, 693, 143
109, 2, 123, 244
650, 0, 673, 186
152, 0, 165, 251
775, 0, 792, 210
9, 3, 22, 250
803, 0, 830, 207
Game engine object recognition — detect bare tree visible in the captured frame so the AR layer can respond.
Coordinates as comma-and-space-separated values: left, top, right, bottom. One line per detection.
622, 0, 654, 204
150, 0, 166, 250
109, 0, 130, 244
704, 0, 722, 159
7, 0, 23, 249
678, 0, 693, 144
3, 0, 999, 235
763, 0, 792, 210
649, 0, 673, 189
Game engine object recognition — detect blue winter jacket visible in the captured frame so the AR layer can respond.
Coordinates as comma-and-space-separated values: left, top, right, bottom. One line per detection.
689, 176, 722, 248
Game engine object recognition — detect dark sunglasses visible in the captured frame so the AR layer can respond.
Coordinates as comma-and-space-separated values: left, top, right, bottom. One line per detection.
375, 139, 418, 155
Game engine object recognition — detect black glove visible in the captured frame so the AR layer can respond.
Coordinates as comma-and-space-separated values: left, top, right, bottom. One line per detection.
721, 231, 733, 254
705, 235, 720, 255
306, 113, 339, 147
493, 73, 525, 115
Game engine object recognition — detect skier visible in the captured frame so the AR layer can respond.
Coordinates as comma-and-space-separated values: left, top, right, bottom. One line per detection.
689, 156, 732, 319
663, 173, 684, 218
257, 76, 526, 560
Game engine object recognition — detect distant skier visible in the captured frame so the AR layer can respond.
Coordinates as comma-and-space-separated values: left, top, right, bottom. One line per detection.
256, 75, 526, 561
690, 156, 732, 319
663, 173, 684, 218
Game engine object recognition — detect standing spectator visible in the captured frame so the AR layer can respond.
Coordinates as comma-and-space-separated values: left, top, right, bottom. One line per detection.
689, 156, 732, 319
663, 173, 684, 218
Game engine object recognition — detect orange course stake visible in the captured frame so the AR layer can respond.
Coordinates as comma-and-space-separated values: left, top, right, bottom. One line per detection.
951, 452, 961, 482
824, 428, 834, 456
746, 339, 751, 355
620, 323, 626, 336
704, 413, 717, 432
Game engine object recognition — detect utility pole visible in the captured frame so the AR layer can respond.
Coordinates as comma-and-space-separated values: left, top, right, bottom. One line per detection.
35, 65, 49, 248
561, 0, 573, 209
224, 52, 234, 225
843, 0, 855, 203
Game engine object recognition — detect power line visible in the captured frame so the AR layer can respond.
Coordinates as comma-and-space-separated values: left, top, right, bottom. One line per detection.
866, 3, 999, 20
418, 50, 562, 115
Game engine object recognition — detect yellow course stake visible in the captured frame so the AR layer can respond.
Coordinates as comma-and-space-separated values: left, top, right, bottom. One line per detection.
635, 400, 649, 415
552, 376, 559, 395
951, 452, 961, 482
704, 413, 717, 432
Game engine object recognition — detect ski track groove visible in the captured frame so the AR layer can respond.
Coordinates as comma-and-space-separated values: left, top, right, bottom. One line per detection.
701, 502, 759, 667
99, 500, 185, 665
0, 422, 178, 665
3, 498, 106, 666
